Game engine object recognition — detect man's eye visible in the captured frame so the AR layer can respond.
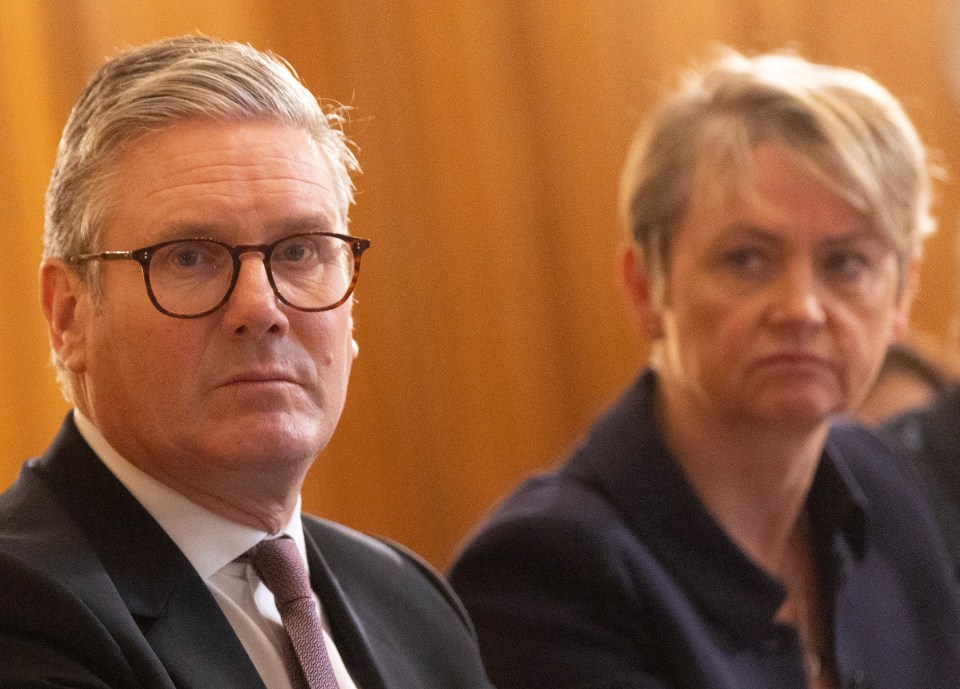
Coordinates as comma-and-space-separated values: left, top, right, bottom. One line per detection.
277, 237, 329, 265
281, 244, 309, 261
156, 242, 223, 275
172, 249, 200, 267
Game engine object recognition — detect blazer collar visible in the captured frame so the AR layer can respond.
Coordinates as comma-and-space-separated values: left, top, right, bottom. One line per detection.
561, 369, 869, 645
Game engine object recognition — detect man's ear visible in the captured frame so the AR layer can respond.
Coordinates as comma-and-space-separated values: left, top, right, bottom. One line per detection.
40, 258, 90, 374
890, 256, 921, 344
347, 314, 359, 359
618, 242, 664, 340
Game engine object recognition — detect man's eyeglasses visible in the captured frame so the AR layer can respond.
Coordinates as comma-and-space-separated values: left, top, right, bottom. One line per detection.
69, 232, 371, 319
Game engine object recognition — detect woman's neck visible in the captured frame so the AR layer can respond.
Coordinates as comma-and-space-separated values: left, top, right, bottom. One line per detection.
655, 378, 828, 573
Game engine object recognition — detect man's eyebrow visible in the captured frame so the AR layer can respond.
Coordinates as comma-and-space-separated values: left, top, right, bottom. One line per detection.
154, 214, 341, 243
155, 221, 223, 242
268, 214, 340, 234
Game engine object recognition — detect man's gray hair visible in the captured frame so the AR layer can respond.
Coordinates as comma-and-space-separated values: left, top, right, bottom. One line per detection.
45, 34, 359, 265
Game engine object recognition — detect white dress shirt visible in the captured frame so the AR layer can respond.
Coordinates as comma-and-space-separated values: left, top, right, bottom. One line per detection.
73, 409, 359, 689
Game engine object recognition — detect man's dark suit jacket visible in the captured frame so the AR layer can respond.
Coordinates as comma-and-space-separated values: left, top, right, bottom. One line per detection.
0, 415, 493, 689
450, 370, 960, 689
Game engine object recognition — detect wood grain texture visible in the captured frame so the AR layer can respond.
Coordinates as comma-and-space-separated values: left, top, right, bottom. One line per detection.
1, 0, 957, 568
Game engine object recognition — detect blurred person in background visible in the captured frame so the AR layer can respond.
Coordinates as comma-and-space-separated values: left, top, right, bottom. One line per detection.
879, 333, 960, 575
854, 337, 955, 425
0, 35, 492, 689
450, 47, 960, 689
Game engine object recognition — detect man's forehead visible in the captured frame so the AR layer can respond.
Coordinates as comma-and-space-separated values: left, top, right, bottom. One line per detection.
115, 119, 325, 174
101, 120, 341, 246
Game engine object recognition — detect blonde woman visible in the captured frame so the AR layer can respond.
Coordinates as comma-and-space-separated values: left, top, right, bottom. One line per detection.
451, 49, 960, 689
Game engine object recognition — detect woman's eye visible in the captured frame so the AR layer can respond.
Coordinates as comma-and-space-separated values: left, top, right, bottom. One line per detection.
822, 251, 870, 281
724, 247, 768, 278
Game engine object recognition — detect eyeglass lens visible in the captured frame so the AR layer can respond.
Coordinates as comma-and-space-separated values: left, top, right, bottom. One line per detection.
148, 235, 356, 316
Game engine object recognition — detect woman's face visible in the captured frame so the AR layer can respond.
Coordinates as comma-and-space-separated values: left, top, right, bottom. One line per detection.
633, 142, 913, 435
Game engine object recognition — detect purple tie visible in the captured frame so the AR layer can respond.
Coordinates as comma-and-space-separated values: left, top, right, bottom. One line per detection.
247, 536, 339, 689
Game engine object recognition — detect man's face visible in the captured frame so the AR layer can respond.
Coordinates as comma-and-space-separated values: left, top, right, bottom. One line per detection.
65, 119, 357, 498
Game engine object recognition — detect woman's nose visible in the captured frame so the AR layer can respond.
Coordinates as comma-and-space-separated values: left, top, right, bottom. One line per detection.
768, 263, 827, 331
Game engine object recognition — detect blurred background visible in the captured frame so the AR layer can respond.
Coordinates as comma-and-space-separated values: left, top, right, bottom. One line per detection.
3, 0, 960, 569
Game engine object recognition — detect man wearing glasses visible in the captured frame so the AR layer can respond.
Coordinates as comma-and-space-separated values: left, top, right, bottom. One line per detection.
0, 36, 492, 689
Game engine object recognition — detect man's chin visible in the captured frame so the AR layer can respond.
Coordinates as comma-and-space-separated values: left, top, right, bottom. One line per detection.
201, 417, 329, 466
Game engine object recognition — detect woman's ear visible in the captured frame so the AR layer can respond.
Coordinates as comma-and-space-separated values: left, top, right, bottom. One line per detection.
40, 258, 90, 374
618, 243, 665, 340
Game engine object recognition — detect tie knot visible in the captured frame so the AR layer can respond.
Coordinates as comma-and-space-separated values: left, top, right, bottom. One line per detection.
247, 536, 313, 607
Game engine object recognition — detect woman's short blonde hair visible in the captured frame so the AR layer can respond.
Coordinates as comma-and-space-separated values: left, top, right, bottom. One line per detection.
619, 47, 935, 301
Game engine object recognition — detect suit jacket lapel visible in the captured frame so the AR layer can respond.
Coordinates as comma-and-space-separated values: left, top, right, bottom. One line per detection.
303, 523, 389, 689
143, 579, 266, 689
35, 415, 266, 689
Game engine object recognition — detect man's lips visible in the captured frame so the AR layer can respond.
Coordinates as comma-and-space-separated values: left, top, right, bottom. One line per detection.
220, 370, 300, 386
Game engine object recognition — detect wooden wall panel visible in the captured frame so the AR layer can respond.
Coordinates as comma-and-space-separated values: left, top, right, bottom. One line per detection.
2, 0, 958, 568
0, 2, 71, 486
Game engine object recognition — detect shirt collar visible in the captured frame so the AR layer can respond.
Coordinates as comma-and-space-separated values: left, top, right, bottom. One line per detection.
72, 408, 309, 580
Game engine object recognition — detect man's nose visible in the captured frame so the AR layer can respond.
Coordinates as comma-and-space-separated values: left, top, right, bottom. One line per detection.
220, 252, 290, 336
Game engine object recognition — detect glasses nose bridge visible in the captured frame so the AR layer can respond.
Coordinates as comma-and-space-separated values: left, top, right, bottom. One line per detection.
232, 242, 273, 263
228, 242, 281, 300
231, 242, 276, 277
